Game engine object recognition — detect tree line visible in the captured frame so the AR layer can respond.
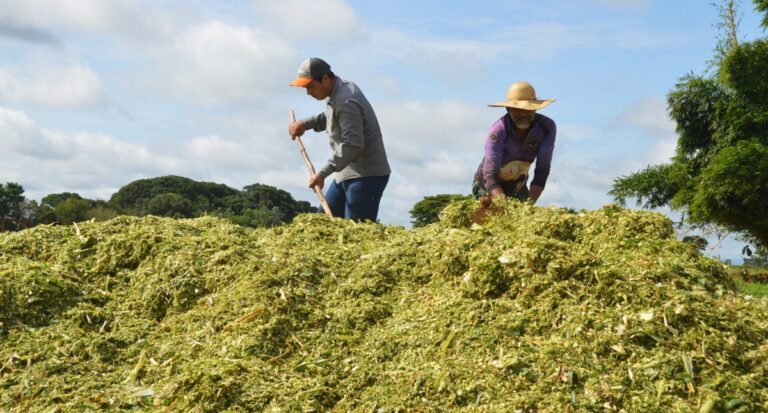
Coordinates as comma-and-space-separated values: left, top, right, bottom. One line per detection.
0, 176, 313, 231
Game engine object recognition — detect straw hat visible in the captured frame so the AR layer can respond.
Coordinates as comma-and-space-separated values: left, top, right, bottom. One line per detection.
488, 82, 555, 110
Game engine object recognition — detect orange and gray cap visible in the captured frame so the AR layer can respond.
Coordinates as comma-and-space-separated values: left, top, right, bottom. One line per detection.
289, 57, 331, 87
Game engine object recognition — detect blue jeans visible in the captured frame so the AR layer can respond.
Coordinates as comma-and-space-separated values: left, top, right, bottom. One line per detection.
324, 175, 389, 222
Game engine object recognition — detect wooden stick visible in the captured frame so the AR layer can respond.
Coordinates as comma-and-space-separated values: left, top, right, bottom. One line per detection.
290, 110, 333, 217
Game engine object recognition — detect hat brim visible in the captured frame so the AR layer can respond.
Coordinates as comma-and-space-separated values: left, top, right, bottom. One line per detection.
488, 99, 555, 110
289, 77, 313, 87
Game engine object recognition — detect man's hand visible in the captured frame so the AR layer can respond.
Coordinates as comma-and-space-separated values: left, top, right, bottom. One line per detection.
308, 173, 325, 190
490, 187, 506, 199
528, 185, 543, 204
288, 120, 306, 140
479, 193, 492, 208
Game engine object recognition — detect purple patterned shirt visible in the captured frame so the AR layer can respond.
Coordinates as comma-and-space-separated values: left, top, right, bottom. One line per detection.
474, 113, 557, 193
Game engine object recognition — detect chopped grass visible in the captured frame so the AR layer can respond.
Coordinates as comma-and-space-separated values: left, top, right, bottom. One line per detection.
1, 200, 767, 412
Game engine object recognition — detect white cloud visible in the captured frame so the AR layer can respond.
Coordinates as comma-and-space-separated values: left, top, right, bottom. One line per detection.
0, 108, 71, 159
165, 20, 296, 103
359, 20, 682, 88
490, 23, 593, 60
608, 29, 685, 49
405, 37, 500, 74
616, 95, 676, 138
373, 99, 489, 211
537, 181, 574, 206
0, 107, 180, 200
586, 0, 651, 12
548, 95, 679, 208
647, 139, 677, 165
186, 130, 299, 174
367, 22, 589, 71
0, 0, 172, 43
253, 168, 318, 197
0, 22, 62, 47
375, 76, 403, 96
252, 0, 362, 42
364, 29, 414, 62
558, 123, 601, 141
378, 100, 488, 162
421, 152, 472, 183
358, 17, 683, 92
0, 62, 105, 108
188, 135, 248, 166
389, 182, 421, 199
558, 157, 618, 191
493, 21, 678, 58
382, 197, 419, 226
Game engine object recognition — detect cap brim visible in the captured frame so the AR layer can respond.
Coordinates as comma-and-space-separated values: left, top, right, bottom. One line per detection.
289, 77, 313, 87
488, 99, 555, 110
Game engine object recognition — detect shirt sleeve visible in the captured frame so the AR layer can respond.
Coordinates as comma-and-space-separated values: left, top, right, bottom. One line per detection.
481, 124, 506, 192
318, 99, 364, 178
302, 113, 327, 132
530, 121, 556, 188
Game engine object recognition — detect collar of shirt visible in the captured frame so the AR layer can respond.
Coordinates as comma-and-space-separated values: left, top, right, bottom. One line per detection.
326, 77, 343, 106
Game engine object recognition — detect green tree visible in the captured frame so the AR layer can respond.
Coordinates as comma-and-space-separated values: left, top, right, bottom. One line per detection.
226, 183, 313, 218
109, 175, 238, 216
757, 0, 768, 26
41, 192, 83, 208
108, 176, 311, 227
682, 235, 709, 251
54, 198, 93, 225
16, 200, 55, 228
216, 183, 314, 228
743, 244, 768, 267
0, 182, 26, 231
712, 0, 742, 63
32, 202, 58, 225
610, 1, 768, 249
38, 195, 117, 224
0, 182, 25, 218
410, 194, 472, 227
146, 193, 196, 218
86, 202, 119, 222
221, 207, 286, 228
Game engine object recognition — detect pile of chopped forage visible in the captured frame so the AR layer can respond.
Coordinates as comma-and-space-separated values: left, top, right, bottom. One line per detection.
1, 200, 766, 412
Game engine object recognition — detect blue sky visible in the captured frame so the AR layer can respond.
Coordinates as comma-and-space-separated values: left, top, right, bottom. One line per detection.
0, 0, 765, 261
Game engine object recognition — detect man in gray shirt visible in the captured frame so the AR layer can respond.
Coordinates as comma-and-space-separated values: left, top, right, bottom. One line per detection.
288, 57, 391, 222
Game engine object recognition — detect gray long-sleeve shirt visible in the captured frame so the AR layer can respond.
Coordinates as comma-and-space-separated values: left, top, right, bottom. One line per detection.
302, 77, 391, 182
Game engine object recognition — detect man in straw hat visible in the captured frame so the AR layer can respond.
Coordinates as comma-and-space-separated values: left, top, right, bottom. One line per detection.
472, 81, 556, 203
288, 57, 391, 222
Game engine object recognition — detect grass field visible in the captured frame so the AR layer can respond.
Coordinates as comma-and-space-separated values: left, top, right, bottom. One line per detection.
730, 265, 768, 297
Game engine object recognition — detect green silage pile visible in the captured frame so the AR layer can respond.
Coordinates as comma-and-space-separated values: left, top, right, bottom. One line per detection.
1, 200, 766, 412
